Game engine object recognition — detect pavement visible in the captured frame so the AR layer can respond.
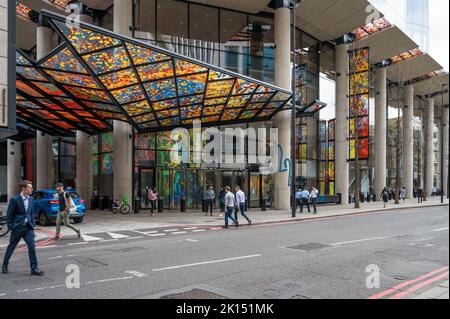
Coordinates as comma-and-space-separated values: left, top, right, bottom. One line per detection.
0, 205, 448, 299
1, 197, 448, 247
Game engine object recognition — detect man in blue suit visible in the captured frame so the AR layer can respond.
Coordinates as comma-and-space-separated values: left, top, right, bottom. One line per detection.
2, 181, 44, 276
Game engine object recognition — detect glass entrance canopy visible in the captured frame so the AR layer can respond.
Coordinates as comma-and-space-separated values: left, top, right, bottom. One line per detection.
16, 10, 292, 135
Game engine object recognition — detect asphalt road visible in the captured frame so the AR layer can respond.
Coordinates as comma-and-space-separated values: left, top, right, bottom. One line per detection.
0, 206, 448, 299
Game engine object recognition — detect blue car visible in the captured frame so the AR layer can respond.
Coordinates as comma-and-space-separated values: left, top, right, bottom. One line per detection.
31, 189, 86, 226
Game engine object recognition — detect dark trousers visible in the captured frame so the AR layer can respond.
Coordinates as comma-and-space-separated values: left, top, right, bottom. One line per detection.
206, 199, 214, 214
2, 224, 38, 271
235, 203, 250, 223
224, 207, 237, 228
150, 200, 156, 213
311, 198, 317, 213
295, 198, 301, 212
300, 198, 310, 213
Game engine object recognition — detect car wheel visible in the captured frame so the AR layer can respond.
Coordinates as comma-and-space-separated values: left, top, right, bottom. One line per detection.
73, 217, 83, 224
39, 212, 49, 226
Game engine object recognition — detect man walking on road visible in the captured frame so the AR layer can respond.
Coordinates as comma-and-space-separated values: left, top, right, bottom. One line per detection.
224, 186, 238, 229
2, 181, 44, 276
54, 183, 81, 240
300, 187, 311, 213
235, 186, 251, 225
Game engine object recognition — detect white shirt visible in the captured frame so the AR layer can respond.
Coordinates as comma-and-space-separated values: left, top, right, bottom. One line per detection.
236, 190, 246, 206
224, 192, 235, 207
21, 193, 30, 223
310, 189, 319, 199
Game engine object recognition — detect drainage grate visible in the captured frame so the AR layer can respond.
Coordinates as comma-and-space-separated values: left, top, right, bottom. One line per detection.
160, 288, 228, 299
287, 243, 332, 251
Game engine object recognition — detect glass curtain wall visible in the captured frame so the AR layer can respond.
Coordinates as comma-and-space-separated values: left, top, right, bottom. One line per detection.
92, 132, 113, 198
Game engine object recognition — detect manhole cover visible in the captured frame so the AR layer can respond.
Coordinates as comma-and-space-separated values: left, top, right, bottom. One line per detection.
287, 243, 332, 251
160, 288, 228, 299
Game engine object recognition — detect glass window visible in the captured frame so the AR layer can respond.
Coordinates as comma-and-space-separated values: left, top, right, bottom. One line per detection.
136, 133, 156, 150
189, 4, 219, 43
157, 0, 188, 41
135, 0, 156, 41
248, 15, 275, 83
220, 10, 248, 73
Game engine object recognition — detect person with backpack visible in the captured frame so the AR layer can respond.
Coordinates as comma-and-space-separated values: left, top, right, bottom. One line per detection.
54, 183, 81, 240
381, 187, 389, 208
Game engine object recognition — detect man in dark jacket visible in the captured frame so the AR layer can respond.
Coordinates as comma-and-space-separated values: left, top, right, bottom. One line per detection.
2, 181, 44, 276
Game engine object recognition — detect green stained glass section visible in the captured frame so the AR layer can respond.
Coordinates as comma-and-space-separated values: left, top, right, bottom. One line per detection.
84, 46, 130, 75
41, 48, 87, 74
125, 43, 170, 65
55, 20, 121, 54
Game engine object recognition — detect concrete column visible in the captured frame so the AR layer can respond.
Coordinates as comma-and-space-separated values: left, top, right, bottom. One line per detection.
443, 106, 449, 196
76, 131, 92, 208
403, 85, 414, 198
113, 0, 133, 205
36, 26, 54, 189
335, 44, 349, 205
7, 140, 21, 200
374, 67, 387, 198
273, 7, 291, 210
425, 97, 435, 196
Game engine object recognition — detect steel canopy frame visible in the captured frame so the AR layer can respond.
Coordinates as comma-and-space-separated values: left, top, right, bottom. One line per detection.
29, 9, 293, 135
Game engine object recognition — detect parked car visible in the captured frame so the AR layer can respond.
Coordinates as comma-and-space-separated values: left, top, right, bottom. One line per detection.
31, 189, 86, 226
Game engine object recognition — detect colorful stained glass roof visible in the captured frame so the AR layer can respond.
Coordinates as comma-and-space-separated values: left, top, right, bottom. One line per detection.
351, 18, 391, 41
391, 48, 424, 64
16, 11, 292, 134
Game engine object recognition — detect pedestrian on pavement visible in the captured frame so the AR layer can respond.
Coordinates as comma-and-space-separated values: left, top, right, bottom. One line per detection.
300, 187, 311, 213
431, 185, 437, 198
148, 186, 158, 216
295, 188, 302, 213
218, 187, 225, 217
235, 186, 251, 225
388, 186, 394, 201
205, 186, 215, 216
143, 186, 150, 208
400, 187, 406, 203
54, 183, 81, 240
417, 187, 424, 203
310, 186, 319, 214
381, 187, 389, 208
223, 186, 238, 229
2, 181, 44, 276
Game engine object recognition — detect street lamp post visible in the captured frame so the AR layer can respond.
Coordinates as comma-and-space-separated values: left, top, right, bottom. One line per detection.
440, 84, 446, 204
291, 1, 298, 218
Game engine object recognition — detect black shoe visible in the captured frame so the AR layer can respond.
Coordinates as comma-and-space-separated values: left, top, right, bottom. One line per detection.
31, 270, 44, 276
2, 266, 8, 274
53, 236, 60, 240
223, 226, 228, 229
235, 222, 239, 228
77, 230, 81, 239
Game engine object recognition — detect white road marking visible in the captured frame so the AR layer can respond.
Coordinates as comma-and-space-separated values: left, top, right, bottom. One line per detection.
0, 293, 6, 297
125, 236, 143, 240
152, 254, 262, 272
48, 256, 63, 260
330, 236, 389, 246
36, 245, 57, 249
125, 270, 148, 278
171, 231, 188, 235
143, 231, 159, 234
185, 239, 199, 242
86, 276, 133, 284
68, 242, 89, 246
210, 227, 222, 230
183, 227, 198, 230
81, 234, 104, 242
433, 227, 449, 232
150, 233, 166, 237
107, 232, 130, 239
164, 229, 180, 232
192, 229, 206, 232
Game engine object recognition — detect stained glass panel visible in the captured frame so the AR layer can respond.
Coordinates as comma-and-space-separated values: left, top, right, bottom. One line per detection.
179, 95, 204, 106
45, 70, 100, 88
175, 59, 208, 75
99, 68, 138, 90
180, 105, 202, 119
203, 106, 224, 116
84, 46, 130, 74
204, 97, 228, 106
177, 74, 207, 96
221, 109, 241, 121
111, 85, 145, 104
16, 81, 43, 97
350, 94, 369, 116
17, 67, 46, 81
126, 43, 170, 65
206, 79, 235, 98
232, 79, 257, 95
228, 95, 251, 108
133, 113, 155, 123
137, 60, 174, 82
123, 100, 152, 117
208, 70, 232, 80
64, 86, 111, 103
41, 48, 87, 74
145, 79, 177, 101
33, 82, 66, 96
153, 98, 177, 110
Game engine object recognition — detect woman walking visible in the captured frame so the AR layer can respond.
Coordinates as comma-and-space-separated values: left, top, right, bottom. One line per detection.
148, 186, 158, 216
381, 187, 389, 208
